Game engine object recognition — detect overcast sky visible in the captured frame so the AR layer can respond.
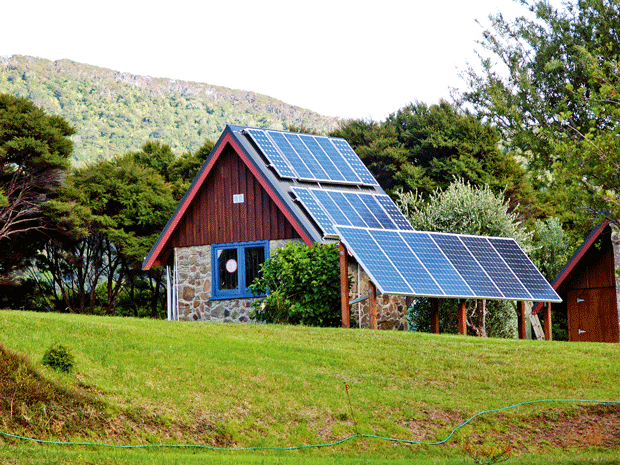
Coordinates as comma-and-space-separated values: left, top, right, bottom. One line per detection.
2, 0, 533, 121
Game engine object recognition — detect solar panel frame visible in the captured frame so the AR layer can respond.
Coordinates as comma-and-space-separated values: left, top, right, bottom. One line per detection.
282, 133, 331, 182
459, 235, 533, 300
297, 134, 347, 183
268, 131, 315, 180
374, 195, 414, 231
291, 187, 337, 236
245, 129, 297, 178
488, 237, 562, 302
336, 227, 413, 295
431, 234, 504, 299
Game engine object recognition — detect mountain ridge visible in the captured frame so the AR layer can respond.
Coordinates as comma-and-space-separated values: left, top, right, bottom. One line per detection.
0, 55, 340, 165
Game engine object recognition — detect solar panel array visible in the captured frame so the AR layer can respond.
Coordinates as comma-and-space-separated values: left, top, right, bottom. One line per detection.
292, 187, 414, 236
336, 226, 562, 302
245, 128, 378, 186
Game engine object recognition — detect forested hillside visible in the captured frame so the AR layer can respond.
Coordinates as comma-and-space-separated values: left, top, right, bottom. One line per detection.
0, 55, 339, 165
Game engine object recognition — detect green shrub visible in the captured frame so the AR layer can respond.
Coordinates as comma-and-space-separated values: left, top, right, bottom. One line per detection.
249, 241, 347, 327
41, 344, 75, 373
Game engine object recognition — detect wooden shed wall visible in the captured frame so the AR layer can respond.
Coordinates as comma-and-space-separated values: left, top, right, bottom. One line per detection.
557, 226, 619, 342
171, 146, 300, 247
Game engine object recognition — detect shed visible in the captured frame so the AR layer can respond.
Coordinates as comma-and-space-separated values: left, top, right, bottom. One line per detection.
533, 219, 620, 342
142, 125, 410, 328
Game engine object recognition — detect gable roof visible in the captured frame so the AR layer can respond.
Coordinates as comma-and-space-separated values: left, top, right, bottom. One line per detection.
142, 124, 395, 270
532, 218, 612, 315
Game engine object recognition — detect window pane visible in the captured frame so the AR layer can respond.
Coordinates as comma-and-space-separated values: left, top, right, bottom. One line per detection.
245, 246, 265, 288
218, 248, 238, 290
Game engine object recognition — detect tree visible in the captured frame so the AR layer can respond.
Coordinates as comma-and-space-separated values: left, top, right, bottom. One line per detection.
0, 94, 74, 276
331, 101, 534, 215
399, 179, 532, 337
461, 0, 620, 228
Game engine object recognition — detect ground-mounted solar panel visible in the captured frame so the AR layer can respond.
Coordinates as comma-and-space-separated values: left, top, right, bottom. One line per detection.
488, 238, 561, 302
336, 227, 413, 294
431, 234, 503, 299
400, 231, 475, 298
371, 229, 443, 296
460, 235, 532, 300
336, 226, 560, 302
246, 129, 297, 178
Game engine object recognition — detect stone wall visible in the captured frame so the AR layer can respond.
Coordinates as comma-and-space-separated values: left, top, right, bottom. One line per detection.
347, 260, 409, 330
172, 239, 408, 329
173, 239, 299, 323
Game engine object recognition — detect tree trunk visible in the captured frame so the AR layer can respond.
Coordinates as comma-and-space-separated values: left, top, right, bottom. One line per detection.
468, 299, 487, 337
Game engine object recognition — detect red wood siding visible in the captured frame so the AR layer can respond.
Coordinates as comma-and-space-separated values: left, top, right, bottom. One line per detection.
171, 146, 300, 247
557, 226, 619, 342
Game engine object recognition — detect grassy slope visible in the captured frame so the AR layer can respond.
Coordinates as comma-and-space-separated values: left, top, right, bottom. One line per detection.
1, 310, 620, 464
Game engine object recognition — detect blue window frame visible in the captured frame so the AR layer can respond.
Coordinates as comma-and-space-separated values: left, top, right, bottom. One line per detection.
211, 240, 269, 299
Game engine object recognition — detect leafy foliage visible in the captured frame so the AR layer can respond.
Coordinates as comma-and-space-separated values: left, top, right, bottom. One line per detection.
330, 101, 534, 215
400, 179, 531, 337
249, 241, 345, 327
0, 55, 339, 165
461, 0, 620, 230
0, 93, 74, 277
41, 344, 75, 373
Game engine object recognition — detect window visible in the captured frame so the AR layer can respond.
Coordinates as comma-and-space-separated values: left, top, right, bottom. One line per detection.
211, 241, 269, 299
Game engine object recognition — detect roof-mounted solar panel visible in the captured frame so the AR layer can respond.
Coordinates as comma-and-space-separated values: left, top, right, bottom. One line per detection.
245, 128, 378, 186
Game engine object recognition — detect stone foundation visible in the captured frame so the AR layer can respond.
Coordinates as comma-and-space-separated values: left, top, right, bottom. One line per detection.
347, 260, 408, 330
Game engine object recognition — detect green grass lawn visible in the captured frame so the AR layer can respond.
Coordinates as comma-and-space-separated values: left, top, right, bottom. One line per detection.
1, 310, 619, 464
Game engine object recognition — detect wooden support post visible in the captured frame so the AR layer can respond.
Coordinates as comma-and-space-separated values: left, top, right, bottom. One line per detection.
517, 301, 527, 340
544, 303, 552, 341
339, 242, 350, 328
368, 280, 378, 330
458, 300, 467, 335
431, 298, 439, 334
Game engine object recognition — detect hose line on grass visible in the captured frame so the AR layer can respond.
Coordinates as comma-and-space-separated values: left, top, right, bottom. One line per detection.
1, 398, 618, 451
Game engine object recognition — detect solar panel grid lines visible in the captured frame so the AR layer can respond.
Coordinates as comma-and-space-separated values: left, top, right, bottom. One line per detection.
371, 229, 444, 296
459, 235, 533, 300
326, 191, 367, 228
374, 195, 414, 231
245, 129, 297, 178
314, 137, 362, 184
336, 227, 414, 295
430, 234, 504, 299
345, 193, 383, 229
487, 238, 561, 302
296, 134, 347, 183
291, 187, 338, 236
400, 230, 475, 298
283, 133, 331, 182
358, 193, 397, 230
268, 131, 315, 180
330, 138, 379, 186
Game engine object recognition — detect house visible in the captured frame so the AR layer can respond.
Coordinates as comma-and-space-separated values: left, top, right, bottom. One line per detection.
142, 125, 410, 329
533, 219, 620, 342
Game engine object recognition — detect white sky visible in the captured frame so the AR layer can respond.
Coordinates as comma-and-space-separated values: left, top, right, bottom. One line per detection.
2, 0, 532, 121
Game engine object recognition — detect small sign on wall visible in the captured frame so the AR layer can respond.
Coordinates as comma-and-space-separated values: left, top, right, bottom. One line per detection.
233, 193, 245, 204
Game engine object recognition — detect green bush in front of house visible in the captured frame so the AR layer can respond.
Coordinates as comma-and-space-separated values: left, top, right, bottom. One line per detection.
249, 241, 345, 327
